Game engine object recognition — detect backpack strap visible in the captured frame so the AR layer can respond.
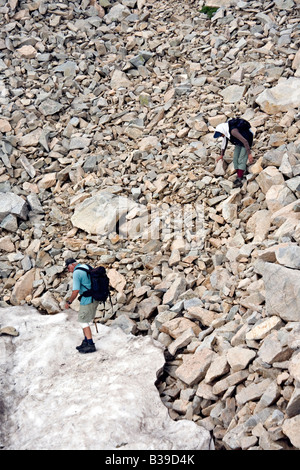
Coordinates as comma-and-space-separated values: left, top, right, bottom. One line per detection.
74, 265, 92, 274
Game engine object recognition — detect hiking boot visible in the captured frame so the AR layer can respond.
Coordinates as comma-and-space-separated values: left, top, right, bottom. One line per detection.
233, 177, 243, 188
76, 339, 88, 351
78, 342, 96, 354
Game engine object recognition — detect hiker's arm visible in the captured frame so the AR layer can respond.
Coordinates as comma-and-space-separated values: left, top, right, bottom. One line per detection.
216, 137, 228, 161
231, 128, 253, 162
217, 148, 225, 161
65, 290, 79, 309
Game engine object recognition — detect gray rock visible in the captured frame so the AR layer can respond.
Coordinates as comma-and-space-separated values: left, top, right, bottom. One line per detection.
236, 378, 273, 406
38, 99, 64, 116
27, 194, 44, 214
275, 244, 300, 269
258, 331, 293, 364
69, 136, 91, 150
0, 214, 18, 232
282, 415, 300, 449
105, 4, 131, 23
163, 277, 187, 306
262, 262, 300, 322
53, 61, 77, 78
0, 193, 28, 222
286, 388, 300, 418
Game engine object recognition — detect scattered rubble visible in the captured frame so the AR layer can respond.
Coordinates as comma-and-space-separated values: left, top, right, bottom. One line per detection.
0, 0, 300, 450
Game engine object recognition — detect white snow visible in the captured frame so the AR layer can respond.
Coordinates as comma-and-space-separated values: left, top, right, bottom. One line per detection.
0, 306, 212, 450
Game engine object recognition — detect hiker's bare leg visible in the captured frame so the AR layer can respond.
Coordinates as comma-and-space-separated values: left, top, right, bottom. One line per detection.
83, 326, 92, 340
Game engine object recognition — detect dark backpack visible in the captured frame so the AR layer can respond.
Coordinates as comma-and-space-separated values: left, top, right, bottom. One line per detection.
228, 118, 253, 147
75, 265, 112, 305
229, 117, 251, 131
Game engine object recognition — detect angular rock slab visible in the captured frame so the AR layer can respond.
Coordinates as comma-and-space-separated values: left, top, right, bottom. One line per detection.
0, 306, 212, 450
256, 77, 300, 114
261, 262, 300, 322
0, 192, 28, 222
71, 191, 142, 236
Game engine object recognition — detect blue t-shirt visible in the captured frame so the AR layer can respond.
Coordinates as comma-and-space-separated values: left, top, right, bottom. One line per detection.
73, 264, 93, 305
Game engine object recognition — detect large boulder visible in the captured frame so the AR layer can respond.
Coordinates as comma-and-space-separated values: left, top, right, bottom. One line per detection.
10, 269, 36, 306
256, 77, 300, 114
256, 167, 285, 194
265, 185, 297, 213
71, 191, 143, 237
0, 192, 28, 222
260, 262, 300, 322
246, 210, 271, 242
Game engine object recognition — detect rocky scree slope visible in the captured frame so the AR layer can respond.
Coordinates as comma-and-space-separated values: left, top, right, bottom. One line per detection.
0, 0, 300, 451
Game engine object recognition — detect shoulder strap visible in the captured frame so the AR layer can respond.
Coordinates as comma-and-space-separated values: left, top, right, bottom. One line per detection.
74, 265, 92, 275
75, 266, 89, 273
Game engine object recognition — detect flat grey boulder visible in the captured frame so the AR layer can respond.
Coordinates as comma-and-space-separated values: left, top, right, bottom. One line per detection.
71, 191, 143, 236
0, 192, 28, 222
261, 262, 300, 322
256, 77, 300, 114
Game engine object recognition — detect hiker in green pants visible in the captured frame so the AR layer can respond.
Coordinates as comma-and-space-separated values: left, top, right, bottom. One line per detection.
214, 118, 254, 187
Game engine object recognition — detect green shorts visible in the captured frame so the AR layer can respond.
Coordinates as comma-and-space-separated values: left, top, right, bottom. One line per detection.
78, 301, 99, 324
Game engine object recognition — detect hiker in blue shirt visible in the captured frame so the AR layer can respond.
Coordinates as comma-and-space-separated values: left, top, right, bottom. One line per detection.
64, 258, 99, 354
